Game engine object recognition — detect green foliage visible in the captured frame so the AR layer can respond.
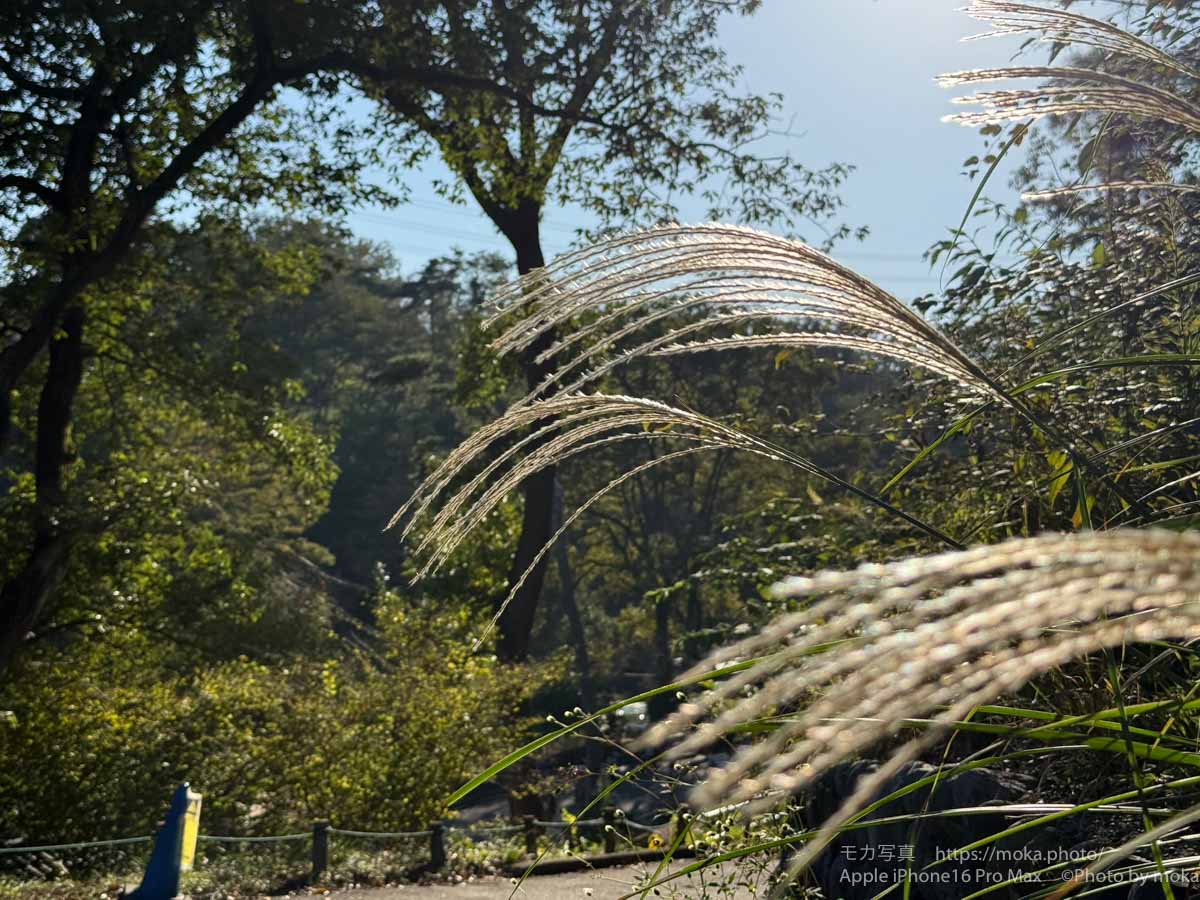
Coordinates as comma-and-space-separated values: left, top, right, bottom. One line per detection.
0, 222, 557, 873
369, 1, 857, 240
2, 219, 342, 663
0, 0, 388, 266
0, 611, 555, 843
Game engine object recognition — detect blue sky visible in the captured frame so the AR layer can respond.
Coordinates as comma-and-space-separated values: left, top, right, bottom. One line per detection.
345, 0, 1035, 298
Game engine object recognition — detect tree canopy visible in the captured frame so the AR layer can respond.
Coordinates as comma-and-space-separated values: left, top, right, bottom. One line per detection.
361, 0, 859, 661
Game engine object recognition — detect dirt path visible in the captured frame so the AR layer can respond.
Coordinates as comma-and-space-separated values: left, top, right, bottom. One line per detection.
321, 861, 760, 899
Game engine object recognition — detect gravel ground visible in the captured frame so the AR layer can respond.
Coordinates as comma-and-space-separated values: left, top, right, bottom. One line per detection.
319, 861, 761, 899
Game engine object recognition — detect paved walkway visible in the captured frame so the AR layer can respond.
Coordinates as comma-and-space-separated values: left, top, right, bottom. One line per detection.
324, 861, 761, 899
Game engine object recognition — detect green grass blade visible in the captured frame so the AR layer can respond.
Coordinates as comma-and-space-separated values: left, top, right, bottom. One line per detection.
881, 400, 993, 496
939, 124, 1029, 286
1011, 354, 1200, 395
445, 656, 761, 809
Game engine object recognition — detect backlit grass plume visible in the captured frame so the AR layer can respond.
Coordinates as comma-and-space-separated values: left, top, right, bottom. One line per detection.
962, 0, 1200, 81
944, 1, 1200, 200
940, 66, 1200, 134
389, 393, 795, 578
391, 222, 1150, 628
639, 529, 1200, 868
476, 224, 1000, 405
389, 224, 1010, 590
390, 393, 961, 644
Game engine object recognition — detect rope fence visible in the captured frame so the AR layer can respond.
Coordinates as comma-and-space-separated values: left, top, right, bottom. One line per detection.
328, 827, 432, 839
0, 834, 156, 884
198, 833, 309, 844
0, 806, 677, 886
4, 782, 1178, 892
444, 821, 525, 836
0, 836, 153, 855
620, 819, 661, 834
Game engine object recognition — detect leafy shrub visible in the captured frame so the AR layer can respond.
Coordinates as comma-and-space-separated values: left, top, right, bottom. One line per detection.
0, 610, 557, 848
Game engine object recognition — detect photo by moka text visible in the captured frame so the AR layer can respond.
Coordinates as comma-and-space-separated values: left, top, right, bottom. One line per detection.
837, 845, 1199, 891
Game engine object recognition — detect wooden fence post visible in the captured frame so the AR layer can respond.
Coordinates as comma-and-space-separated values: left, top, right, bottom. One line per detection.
602, 807, 616, 853
311, 821, 330, 882
429, 823, 445, 871
522, 815, 537, 856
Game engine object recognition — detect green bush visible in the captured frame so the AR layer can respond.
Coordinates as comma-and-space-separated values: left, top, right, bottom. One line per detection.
0, 611, 557, 849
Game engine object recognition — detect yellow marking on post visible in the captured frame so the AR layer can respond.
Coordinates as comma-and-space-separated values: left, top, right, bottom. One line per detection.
180, 789, 202, 872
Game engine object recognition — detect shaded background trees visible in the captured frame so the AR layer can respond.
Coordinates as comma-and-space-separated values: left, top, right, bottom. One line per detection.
0, 0, 398, 673
0, 220, 548, 842
0, 0, 621, 675
361, 0, 857, 661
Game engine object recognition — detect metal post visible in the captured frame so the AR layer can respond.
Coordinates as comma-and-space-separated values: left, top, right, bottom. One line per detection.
602, 807, 616, 853
311, 821, 330, 883
126, 783, 195, 900
429, 823, 445, 871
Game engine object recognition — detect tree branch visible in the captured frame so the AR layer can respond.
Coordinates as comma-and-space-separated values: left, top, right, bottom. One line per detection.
0, 176, 61, 211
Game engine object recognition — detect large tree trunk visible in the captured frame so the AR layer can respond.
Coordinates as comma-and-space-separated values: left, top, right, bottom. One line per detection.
493, 199, 555, 663
648, 595, 675, 721
0, 305, 85, 673
0, 273, 91, 455
552, 489, 606, 808
554, 492, 595, 708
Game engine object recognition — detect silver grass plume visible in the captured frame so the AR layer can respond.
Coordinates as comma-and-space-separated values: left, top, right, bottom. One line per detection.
943, 3, 1200, 199
1022, 181, 1200, 201
391, 223, 1148, 623
389, 394, 767, 575
940, 65, 1200, 133
479, 224, 1000, 403
639, 529, 1200, 873
962, 0, 1200, 81
388, 224, 1010, 632
391, 393, 960, 646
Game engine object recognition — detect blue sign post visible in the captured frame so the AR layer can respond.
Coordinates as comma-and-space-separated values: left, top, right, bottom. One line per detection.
126, 784, 201, 900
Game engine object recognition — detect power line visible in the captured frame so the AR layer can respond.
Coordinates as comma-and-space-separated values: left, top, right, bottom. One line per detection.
354, 217, 941, 283
354, 199, 583, 236
841, 251, 929, 263
379, 241, 939, 287
400, 198, 583, 236
354, 201, 935, 264
350, 213, 575, 254
352, 212, 506, 244
352, 211, 936, 272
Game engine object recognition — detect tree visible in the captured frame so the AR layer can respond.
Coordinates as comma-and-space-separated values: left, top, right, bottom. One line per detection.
0, 0, 357, 672
249, 227, 510, 585
0, 218, 347, 670
545, 333, 837, 714
368, 0, 858, 662
0, 0, 571, 673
